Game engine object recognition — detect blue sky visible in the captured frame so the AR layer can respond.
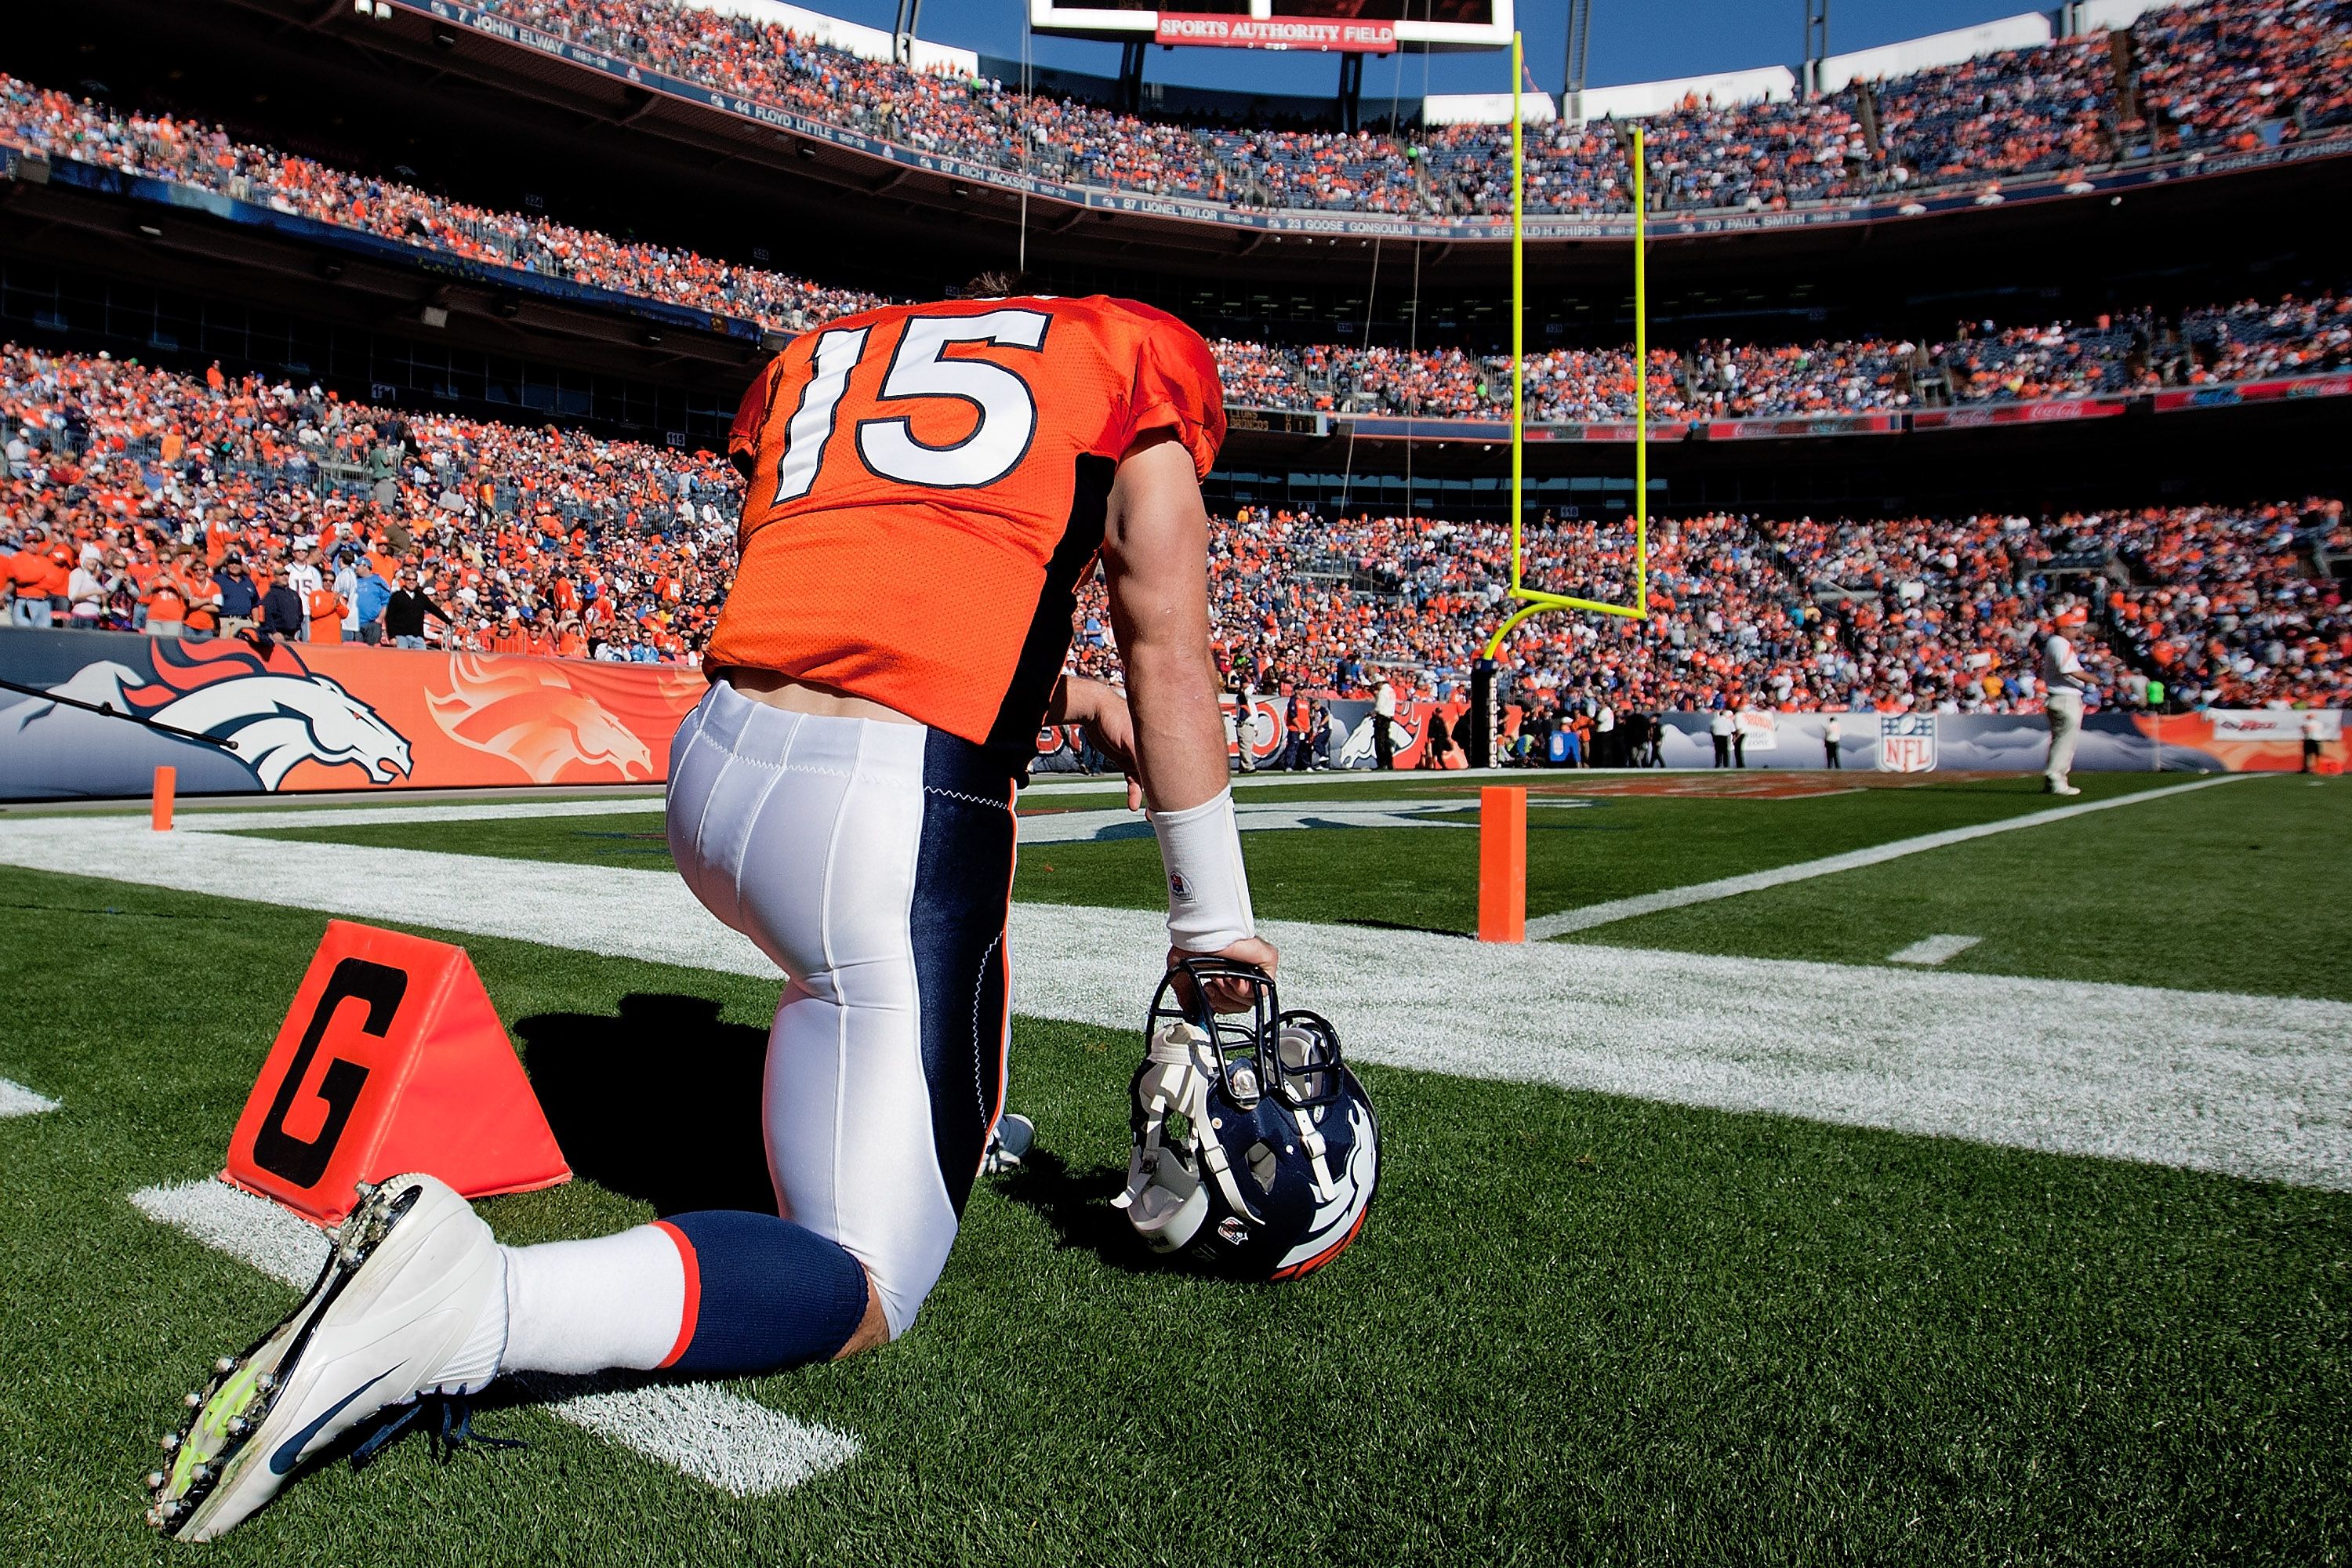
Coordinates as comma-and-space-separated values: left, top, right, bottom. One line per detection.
829, 0, 2047, 101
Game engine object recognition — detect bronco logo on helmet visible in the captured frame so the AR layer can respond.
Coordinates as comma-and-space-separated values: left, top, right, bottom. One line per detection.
1113, 959, 1379, 1280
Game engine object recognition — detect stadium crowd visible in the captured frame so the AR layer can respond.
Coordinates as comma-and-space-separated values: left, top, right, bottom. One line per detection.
0, 347, 735, 661
0, 75, 890, 334
2, 347, 2343, 710
408, 0, 2350, 218
5, 71, 2350, 428
2100, 499, 2350, 707
1211, 295, 2350, 420
1067, 502, 2349, 714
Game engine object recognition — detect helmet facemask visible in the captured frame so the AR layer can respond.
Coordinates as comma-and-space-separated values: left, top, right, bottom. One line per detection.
1114, 960, 1378, 1277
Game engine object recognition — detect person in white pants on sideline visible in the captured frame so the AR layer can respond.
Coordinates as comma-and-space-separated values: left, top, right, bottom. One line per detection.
2042, 615, 2089, 795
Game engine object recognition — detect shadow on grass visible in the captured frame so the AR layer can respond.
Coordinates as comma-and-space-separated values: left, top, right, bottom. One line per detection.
994, 1149, 1209, 1277
1338, 916, 1471, 938
515, 993, 777, 1217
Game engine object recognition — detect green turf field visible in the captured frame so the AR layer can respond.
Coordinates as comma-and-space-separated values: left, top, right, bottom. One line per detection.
2, 773, 2348, 1563
238, 771, 2349, 999
3, 867, 2349, 1564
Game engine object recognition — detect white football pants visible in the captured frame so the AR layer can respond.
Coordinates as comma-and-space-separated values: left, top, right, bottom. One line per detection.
664, 679, 1017, 1335
2045, 688, 2084, 787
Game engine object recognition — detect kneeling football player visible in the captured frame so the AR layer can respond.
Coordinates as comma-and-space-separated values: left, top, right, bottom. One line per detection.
151, 281, 1276, 1540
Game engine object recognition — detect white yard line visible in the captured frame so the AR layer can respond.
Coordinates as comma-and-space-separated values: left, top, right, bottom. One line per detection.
1525, 775, 2255, 938
1889, 935, 1984, 967
1022, 766, 1536, 797
532, 1378, 856, 1497
128, 1179, 855, 1497
176, 798, 668, 833
1021, 797, 1492, 844
130, 1178, 340, 1290
8, 814, 2347, 1191
157, 793, 1446, 843
165, 792, 1504, 845
0, 1076, 61, 1118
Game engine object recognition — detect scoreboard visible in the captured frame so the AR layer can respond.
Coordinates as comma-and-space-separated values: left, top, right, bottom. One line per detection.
1029, 0, 1512, 53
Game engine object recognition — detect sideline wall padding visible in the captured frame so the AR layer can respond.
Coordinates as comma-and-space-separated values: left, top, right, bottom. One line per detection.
0, 628, 706, 800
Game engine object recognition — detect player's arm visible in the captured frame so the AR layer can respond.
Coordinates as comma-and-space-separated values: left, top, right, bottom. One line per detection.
1099, 430, 1276, 995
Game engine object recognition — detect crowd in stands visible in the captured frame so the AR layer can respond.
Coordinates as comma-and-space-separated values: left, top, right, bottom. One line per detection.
1772, 512, 2137, 711
2, 347, 2343, 709
2132, 0, 2352, 154
2099, 499, 2350, 706
0, 76, 891, 334
1067, 501, 2349, 713
1210, 296, 2350, 419
430, 0, 2351, 219
7, 69, 2351, 429
0, 347, 735, 661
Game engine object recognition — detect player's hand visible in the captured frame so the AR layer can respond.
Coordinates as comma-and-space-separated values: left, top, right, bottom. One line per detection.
1062, 676, 1145, 809
1167, 935, 1280, 1014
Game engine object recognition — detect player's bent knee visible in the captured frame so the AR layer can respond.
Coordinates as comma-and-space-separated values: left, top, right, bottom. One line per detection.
656, 1211, 873, 1376
831, 1268, 894, 1360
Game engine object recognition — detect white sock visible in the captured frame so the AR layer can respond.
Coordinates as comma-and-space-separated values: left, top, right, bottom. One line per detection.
430, 1250, 510, 1396
495, 1226, 688, 1377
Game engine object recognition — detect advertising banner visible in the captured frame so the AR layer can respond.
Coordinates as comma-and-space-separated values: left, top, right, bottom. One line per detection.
1877, 713, 1938, 772
1909, 398, 2129, 430
1646, 709, 2345, 773
10, 630, 2336, 797
2151, 372, 2352, 412
1343, 417, 1690, 444
1051, 702, 2343, 779
2139, 709, 2342, 771
1307, 699, 1472, 770
1697, 413, 1904, 441
1734, 709, 1780, 752
0, 629, 706, 800
1155, 13, 1398, 51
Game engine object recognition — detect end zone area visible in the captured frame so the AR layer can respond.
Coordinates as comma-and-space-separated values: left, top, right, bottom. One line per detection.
2, 772, 2347, 1560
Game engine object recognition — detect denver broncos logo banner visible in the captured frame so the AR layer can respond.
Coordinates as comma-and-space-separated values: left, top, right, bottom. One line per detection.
0, 630, 708, 800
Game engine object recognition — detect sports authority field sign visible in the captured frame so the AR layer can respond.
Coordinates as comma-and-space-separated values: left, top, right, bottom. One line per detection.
1154, 13, 1398, 50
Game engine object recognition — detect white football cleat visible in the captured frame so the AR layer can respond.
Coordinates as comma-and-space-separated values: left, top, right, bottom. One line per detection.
148, 1173, 504, 1542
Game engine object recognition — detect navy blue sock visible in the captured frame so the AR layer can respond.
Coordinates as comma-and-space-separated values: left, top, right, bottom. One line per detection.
653, 1211, 869, 1374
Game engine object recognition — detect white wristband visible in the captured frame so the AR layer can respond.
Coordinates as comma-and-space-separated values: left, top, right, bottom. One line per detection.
1146, 787, 1256, 953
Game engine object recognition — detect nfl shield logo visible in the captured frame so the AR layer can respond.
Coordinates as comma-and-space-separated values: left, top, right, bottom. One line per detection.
1878, 713, 1938, 773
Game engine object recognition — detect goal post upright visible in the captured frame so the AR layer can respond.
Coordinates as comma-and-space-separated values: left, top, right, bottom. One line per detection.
1483, 82, 1649, 665
1633, 122, 1648, 612
1510, 26, 1526, 608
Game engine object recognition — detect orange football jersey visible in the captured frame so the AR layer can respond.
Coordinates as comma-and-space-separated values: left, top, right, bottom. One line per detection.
708, 295, 1225, 748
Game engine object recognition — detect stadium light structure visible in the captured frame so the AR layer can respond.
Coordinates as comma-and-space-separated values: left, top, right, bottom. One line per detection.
1564, 0, 1592, 121
1804, 0, 1831, 97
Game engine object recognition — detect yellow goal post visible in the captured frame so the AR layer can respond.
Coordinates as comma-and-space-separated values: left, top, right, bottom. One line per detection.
1481, 30, 1650, 662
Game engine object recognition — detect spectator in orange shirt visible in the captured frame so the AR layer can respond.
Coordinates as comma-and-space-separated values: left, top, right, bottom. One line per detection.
306, 583, 348, 644
6, 524, 56, 628
488, 608, 532, 655
143, 567, 191, 640
4, 524, 70, 630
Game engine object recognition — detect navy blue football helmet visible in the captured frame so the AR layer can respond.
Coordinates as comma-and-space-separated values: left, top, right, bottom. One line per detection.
1112, 958, 1378, 1280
